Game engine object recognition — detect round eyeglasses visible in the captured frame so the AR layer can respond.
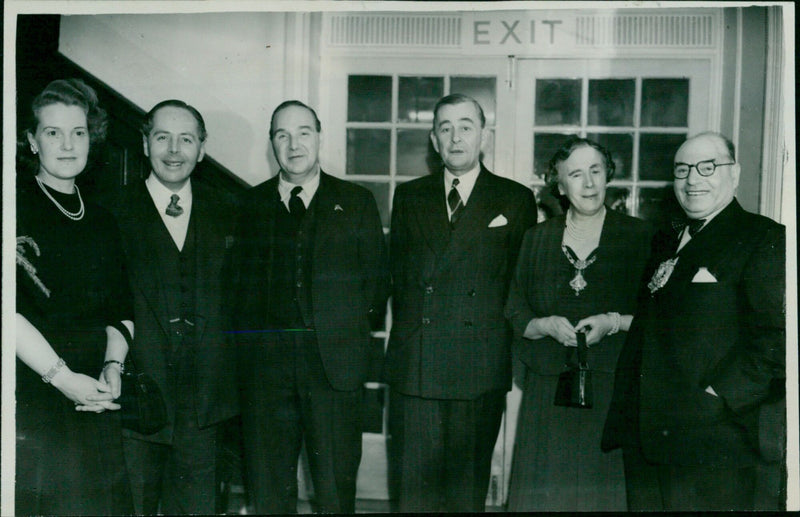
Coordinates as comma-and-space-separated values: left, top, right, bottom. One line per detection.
673, 159, 735, 179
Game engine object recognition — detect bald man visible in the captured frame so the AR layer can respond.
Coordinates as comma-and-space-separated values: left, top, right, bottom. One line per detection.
601, 132, 786, 511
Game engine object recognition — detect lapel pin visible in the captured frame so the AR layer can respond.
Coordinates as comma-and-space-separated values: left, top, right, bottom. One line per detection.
334, 204, 344, 212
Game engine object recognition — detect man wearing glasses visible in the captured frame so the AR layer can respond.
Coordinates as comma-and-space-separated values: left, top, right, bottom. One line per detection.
602, 132, 785, 511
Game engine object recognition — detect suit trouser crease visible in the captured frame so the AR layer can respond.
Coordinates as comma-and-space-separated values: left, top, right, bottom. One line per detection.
242, 330, 363, 514
390, 389, 505, 512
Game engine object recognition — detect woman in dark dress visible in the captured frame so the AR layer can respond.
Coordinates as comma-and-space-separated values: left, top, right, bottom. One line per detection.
504, 137, 653, 511
15, 78, 134, 515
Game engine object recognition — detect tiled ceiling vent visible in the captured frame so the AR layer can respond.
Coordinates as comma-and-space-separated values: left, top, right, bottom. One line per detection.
575, 14, 715, 47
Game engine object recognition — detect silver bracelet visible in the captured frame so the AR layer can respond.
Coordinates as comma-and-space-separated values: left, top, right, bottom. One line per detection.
607, 312, 621, 335
42, 357, 66, 384
103, 359, 125, 374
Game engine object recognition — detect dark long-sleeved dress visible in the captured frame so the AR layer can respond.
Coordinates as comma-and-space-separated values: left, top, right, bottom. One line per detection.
15, 176, 134, 515
504, 208, 652, 511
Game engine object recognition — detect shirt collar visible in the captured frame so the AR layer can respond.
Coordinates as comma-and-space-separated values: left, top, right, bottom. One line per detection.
443, 164, 481, 205
278, 169, 321, 208
146, 173, 192, 211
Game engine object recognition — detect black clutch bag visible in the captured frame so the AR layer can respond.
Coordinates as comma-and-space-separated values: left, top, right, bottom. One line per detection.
554, 332, 593, 409
118, 356, 168, 435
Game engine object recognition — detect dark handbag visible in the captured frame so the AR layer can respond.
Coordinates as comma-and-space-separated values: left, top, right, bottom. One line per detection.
118, 356, 168, 435
554, 332, 593, 409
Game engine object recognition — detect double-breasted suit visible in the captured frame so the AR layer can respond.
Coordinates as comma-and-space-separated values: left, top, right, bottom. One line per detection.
387, 165, 536, 511
234, 171, 390, 513
602, 199, 785, 509
109, 179, 240, 513
387, 167, 536, 398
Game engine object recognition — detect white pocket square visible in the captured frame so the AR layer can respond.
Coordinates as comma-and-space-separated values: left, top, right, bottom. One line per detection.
691, 267, 717, 283
488, 214, 508, 228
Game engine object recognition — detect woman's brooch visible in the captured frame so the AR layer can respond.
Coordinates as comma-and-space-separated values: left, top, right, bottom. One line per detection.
16, 236, 50, 297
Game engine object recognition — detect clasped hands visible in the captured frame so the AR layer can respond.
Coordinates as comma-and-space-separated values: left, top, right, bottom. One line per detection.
524, 314, 616, 347
52, 363, 123, 413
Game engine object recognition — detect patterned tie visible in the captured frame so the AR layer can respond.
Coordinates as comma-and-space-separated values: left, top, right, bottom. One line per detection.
448, 178, 463, 225
165, 194, 183, 217
289, 186, 306, 220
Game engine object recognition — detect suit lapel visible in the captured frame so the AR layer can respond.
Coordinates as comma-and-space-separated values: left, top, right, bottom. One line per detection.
189, 182, 222, 342
413, 173, 451, 260
434, 168, 496, 275
129, 182, 177, 337
666, 201, 744, 290
312, 173, 342, 254
262, 178, 281, 320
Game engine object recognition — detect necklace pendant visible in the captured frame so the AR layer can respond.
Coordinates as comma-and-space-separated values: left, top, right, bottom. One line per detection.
569, 270, 587, 295
647, 257, 679, 294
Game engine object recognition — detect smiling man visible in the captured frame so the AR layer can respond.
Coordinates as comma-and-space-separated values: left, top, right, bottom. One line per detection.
234, 100, 389, 513
106, 100, 240, 514
386, 94, 536, 512
602, 132, 786, 511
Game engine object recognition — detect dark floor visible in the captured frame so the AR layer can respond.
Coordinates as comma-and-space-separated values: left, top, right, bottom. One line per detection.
223, 485, 395, 514
224, 487, 504, 514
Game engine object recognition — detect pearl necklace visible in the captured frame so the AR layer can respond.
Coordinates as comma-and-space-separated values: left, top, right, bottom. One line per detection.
36, 176, 85, 221
564, 206, 605, 242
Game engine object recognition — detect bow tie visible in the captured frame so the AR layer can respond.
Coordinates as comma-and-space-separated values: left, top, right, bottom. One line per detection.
671, 215, 706, 237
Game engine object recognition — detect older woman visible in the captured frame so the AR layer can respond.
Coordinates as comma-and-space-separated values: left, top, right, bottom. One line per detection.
15, 78, 133, 514
504, 136, 653, 511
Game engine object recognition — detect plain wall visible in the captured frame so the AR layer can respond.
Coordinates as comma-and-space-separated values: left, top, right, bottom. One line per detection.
59, 13, 290, 186
721, 6, 768, 213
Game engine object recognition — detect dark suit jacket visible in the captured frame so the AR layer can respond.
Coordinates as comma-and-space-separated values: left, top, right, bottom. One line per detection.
602, 199, 785, 467
386, 166, 536, 400
109, 179, 240, 443
234, 172, 390, 391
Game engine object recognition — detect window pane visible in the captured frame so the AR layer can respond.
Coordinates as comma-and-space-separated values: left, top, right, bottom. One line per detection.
346, 129, 390, 175
639, 133, 686, 181
606, 186, 632, 215
348, 75, 391, 122
353, 180, 391, 228
586, 132, 633, 180
533, 132, 578, 180
535, 79, 581, 126
588, 79, 635, 126
399, 77, 443, 123
641, 79, 689, 127
450, 77, 496, 126
397, 129, 434, 176
638, 186, 684, 227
